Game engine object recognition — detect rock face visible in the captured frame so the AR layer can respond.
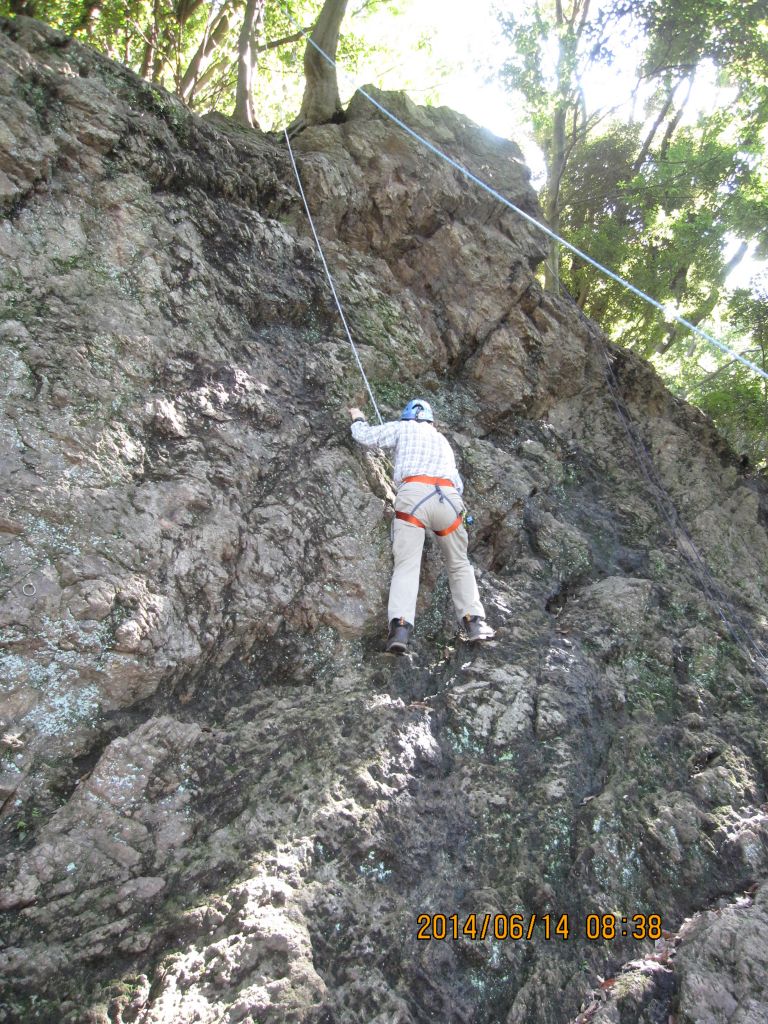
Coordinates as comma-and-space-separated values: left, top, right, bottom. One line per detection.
2, 15, 768, 1024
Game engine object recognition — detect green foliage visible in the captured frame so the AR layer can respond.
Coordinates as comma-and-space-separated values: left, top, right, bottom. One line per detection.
0, 0, 423, 129
497, 0, 768, 464
634, 0, 768, 79
667, 280, 768, 465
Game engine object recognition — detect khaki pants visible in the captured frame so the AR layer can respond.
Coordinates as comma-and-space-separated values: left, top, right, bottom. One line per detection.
388, 481, 485, 625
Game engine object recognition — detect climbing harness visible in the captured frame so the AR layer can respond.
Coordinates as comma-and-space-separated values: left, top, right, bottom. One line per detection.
283, 127, 384, 424
395, 508, 463, 535
395, 478, 463, 536
278, 3, 768, 385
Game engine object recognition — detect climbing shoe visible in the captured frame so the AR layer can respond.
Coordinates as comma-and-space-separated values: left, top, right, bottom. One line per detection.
386, 617, 412, 654
463, 615, 496, 642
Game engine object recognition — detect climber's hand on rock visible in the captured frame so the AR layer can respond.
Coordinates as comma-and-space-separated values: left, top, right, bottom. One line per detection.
349, 407, 364, 421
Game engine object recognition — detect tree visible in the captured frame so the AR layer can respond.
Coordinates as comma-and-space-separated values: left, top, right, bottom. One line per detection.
499, 0, 615, 293
497, 0, 768, 461
234, 0, 266, 126
675, 279, 768, 466
289, 0, 349, 133
0, 1, 404, 128
178, 5, 235, 105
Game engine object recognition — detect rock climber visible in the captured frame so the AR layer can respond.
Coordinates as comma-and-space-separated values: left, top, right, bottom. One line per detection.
349, 398, 495, 654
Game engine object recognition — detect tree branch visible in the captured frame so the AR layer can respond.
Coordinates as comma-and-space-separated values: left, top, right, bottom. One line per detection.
256, 27, 311, 53
71, 1, 104, 36
682, 349, 760, 394
658, 74, 694, 162
176, 0, 205, 27
631, 82, 676, 174
656, 243, 747, 357
180, 11, 231, 101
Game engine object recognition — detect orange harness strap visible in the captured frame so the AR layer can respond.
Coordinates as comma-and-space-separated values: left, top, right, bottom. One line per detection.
395, 510, 426, 529
435, 515, 463, 537
395, 510, 463, 536
402, 475, 456, 487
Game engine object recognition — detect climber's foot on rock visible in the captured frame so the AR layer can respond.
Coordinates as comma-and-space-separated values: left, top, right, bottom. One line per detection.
385, 617, 412, 654
462, 615, 496, 643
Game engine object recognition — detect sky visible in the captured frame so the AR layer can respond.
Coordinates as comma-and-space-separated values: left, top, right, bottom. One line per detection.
354, 0, 521, 144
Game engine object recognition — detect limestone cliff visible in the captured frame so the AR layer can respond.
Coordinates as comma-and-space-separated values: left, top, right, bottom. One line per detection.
2, 16, 768, 1024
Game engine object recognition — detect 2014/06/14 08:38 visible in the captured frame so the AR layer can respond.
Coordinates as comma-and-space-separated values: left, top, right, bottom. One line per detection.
416, 912, 663, 942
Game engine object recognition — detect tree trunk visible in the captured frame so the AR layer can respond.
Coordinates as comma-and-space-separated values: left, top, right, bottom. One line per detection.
657, 75, 694, 162
179, 9, 230, 104
289, 0, 349, 134
72, 1, 104, 37
544, 102, 567, 295
139, 34, 156, 80
139, 0, 164, 81
542, 0, 582, 295
234, 0, 266, 128
631, 83, 676, 174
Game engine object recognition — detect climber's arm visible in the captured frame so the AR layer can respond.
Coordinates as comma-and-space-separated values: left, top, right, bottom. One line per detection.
349, 409, 399, 450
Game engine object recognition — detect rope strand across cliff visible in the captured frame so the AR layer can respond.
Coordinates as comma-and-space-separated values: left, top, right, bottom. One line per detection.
284, 128, 384, 425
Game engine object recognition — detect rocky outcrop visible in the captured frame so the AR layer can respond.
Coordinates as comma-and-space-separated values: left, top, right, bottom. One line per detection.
2, 15, 768, 1024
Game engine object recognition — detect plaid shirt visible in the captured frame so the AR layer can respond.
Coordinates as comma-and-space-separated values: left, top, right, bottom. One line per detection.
351, 418, 464, 493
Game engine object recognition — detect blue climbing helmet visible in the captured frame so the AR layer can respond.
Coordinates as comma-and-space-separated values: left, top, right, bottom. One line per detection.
400, 398, 434, 423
